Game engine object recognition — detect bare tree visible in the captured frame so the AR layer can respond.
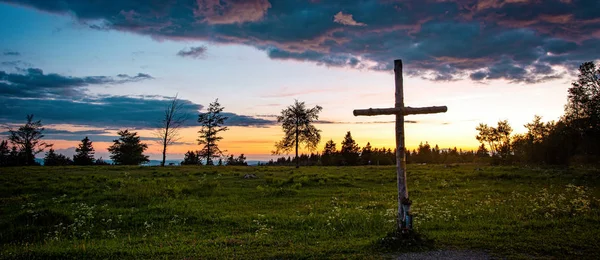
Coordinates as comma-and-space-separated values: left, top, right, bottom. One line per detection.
154, 95, 188, 166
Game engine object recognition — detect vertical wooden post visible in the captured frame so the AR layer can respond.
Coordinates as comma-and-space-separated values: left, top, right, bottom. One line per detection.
395, 59, 409, 231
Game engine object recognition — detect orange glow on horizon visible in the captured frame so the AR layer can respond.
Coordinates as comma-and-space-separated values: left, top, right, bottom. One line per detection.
44, 122, 481, 161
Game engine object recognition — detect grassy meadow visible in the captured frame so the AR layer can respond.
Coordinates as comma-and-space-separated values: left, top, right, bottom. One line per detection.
0, 165, 599, 259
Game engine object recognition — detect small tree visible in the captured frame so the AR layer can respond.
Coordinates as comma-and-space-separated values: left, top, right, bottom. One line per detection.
476, 144, 489, 157
94, 157, 111, 165
476, 120, 512, 160
361, 142, 372, 165
341, 131, 360, 166
321, 139, 338, 166
44, 149, 72, 166
155, 95, 188, 166
273, 100, 323, 168
197, 99, 228, 165
181, 150, 202, 165
226, 154, 248, 166
8, 114, 52, 165
73, 136, 95, 165
108, 130, 149, 165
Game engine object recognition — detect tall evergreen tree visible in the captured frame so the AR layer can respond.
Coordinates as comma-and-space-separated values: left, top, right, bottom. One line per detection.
197, 99, 228, 165
273, 100, 323, 168
73, 136, 95, 165
108, 130, 149, 165
341, 131, 360, 166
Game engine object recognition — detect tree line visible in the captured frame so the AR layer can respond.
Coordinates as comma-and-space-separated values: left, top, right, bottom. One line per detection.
0, 116, 150, 166
264, 133, 487, 166
475, 62, 600, 165
0, 98, 241, 167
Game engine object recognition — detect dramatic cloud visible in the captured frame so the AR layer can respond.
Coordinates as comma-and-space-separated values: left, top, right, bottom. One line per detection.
177, 46, 207, 59
195, 0, 271, 24
3, 0, 600, 83
0, 95, 274, 129
0, 68, 153, 98
333, 12, 366, 26
0, 67, 275, 129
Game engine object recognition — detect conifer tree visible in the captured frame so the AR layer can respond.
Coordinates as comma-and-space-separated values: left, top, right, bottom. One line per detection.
197, 99, 228, 165
73, 136, 95, 165
341, 131, 360, 166
108, 130, 149, 165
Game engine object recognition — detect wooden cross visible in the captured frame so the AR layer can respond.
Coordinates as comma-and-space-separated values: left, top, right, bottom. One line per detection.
353, 59, 447, 231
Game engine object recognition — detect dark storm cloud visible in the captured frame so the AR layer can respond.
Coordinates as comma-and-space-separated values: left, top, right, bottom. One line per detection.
177, 46, 207, 59
0, 95, 274, 129
0, 66, 273, 130
3, 0, 599, 82
0, 68, 153, 98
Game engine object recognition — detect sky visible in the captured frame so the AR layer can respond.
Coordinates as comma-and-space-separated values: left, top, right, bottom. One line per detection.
0, 0, 598, 161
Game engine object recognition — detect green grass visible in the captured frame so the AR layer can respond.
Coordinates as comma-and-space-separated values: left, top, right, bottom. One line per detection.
0, 165, 599, 259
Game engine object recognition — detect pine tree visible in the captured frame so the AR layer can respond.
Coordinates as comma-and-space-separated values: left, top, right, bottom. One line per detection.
197, 99, 228, 165
361, 142, 372, 165
73, 136, 95, 165
341, 131, 360, 166
108, 130, 149, 165
321, 139, 337, 166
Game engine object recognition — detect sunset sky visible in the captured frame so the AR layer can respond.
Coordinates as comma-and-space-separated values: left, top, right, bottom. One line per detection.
1, 0, 598, 161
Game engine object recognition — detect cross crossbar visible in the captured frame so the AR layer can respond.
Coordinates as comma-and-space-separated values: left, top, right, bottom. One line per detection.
353, 106, 447, 116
